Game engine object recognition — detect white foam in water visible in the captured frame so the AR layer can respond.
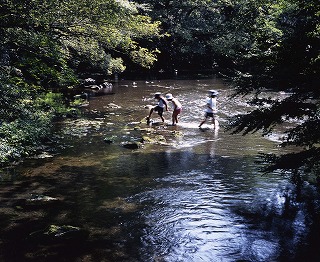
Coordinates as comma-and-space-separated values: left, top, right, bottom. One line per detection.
177, 121, 219, 130
144, 117, 219, 130
175, 138, 220, 149
176, 122, 200, 129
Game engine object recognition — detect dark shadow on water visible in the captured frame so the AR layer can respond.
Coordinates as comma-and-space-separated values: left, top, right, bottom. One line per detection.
1, 151, 320, 261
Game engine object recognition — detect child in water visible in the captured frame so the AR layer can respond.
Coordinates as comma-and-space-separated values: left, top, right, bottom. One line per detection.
199, 90, 218, 129
146, 92, 168, 124
165, 93, 182, 126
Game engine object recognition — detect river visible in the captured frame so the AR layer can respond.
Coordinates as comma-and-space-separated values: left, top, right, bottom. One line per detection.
0, 77, 319, 261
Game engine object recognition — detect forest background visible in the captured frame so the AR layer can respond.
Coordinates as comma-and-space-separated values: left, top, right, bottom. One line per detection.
0, 0, 319, 188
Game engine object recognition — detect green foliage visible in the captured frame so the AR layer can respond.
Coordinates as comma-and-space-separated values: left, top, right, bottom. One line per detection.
0, 72, 76, 165
35, 92, 70, 117
108, 57, 126, 74
0, 68, 33, 122
0, 112, 51, 162
1, 0, 163, 81
135, 0, 223, 69
0, 0, 162, 165
224, 0, 320, 181
130, 48, 160, 68
0, 80, 82, 165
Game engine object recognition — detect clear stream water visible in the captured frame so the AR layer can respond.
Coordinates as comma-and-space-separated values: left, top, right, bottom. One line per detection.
0, 77, 319, 261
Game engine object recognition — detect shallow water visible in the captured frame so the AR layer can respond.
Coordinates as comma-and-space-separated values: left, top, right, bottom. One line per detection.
0, 77, 319, 261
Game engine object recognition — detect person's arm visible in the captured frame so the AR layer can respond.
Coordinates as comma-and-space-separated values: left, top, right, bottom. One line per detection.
163, 98, 168, 111
172, 99, 177, 110
206, 103, 213, 111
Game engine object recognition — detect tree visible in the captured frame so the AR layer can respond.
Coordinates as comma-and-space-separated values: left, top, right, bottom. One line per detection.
1, 0, 163, 82
135, 0, 225, 71
0, 0, 163, 164
223, 0, 320, 183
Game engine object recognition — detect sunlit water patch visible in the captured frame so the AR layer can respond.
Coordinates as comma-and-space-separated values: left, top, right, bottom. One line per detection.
134, 165, 286, 262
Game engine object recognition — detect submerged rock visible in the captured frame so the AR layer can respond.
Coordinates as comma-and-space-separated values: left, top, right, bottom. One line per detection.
104, 135, 117, 144
141, 134, 166, 144
15, 194, 60, 210
105, 103, 121, 109
141, 135, 154, 143
29, 224, 89, 242
171, 130, 184, 137
28, 194, 58, 202
32, 152, 55, 159
121, 141, 142, 149
45, 225, 84, 238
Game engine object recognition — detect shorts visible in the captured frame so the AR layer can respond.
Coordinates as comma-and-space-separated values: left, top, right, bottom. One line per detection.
205, 112, 216, 118
174, 108, 182, 115
154, 106, 164, 116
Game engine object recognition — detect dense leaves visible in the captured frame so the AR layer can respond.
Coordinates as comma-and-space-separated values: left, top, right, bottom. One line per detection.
135, 0, 225, 70
223, 0, 320, 180
1, 0, 163, 78
0, 0, 163, 164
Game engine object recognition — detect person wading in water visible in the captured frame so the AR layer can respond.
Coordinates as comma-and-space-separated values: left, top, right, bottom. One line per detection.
146, 92, 168, 124
199, 90, 218, 129
165, 93, 182, 126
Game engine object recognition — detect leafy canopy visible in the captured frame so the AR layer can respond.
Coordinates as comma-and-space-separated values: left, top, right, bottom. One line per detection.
222, 0, 320, 179
1, 0, 163, 84
0, 0, 163, 164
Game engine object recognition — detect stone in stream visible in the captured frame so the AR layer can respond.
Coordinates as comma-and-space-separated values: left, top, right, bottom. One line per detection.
104, 135, 117, 144
28, 225, 89, 243
15, 194, 60, 210
121, 141, 143, 149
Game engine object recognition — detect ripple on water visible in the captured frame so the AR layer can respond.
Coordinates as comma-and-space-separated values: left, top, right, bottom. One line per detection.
137, 171, 254, 261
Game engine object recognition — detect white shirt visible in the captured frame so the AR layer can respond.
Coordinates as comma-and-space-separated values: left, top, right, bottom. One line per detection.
171, 98, 182, 110
205, 97, 217, 113
158, 98, 166, 108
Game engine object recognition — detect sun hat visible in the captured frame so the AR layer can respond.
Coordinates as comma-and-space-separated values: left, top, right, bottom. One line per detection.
208, 90, 219, 96
165, 93, 173, 100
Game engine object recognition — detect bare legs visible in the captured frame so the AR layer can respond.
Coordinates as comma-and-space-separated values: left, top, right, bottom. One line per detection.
148, 108, 154, 119
199, 116, 216, 129
147, 107, 165, 123
172, 111, 180, 125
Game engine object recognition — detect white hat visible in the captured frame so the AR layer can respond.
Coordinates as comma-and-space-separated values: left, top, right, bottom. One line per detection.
208, 90, 219, 96
165, 93, 173, 100
154, 92, 161, 97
